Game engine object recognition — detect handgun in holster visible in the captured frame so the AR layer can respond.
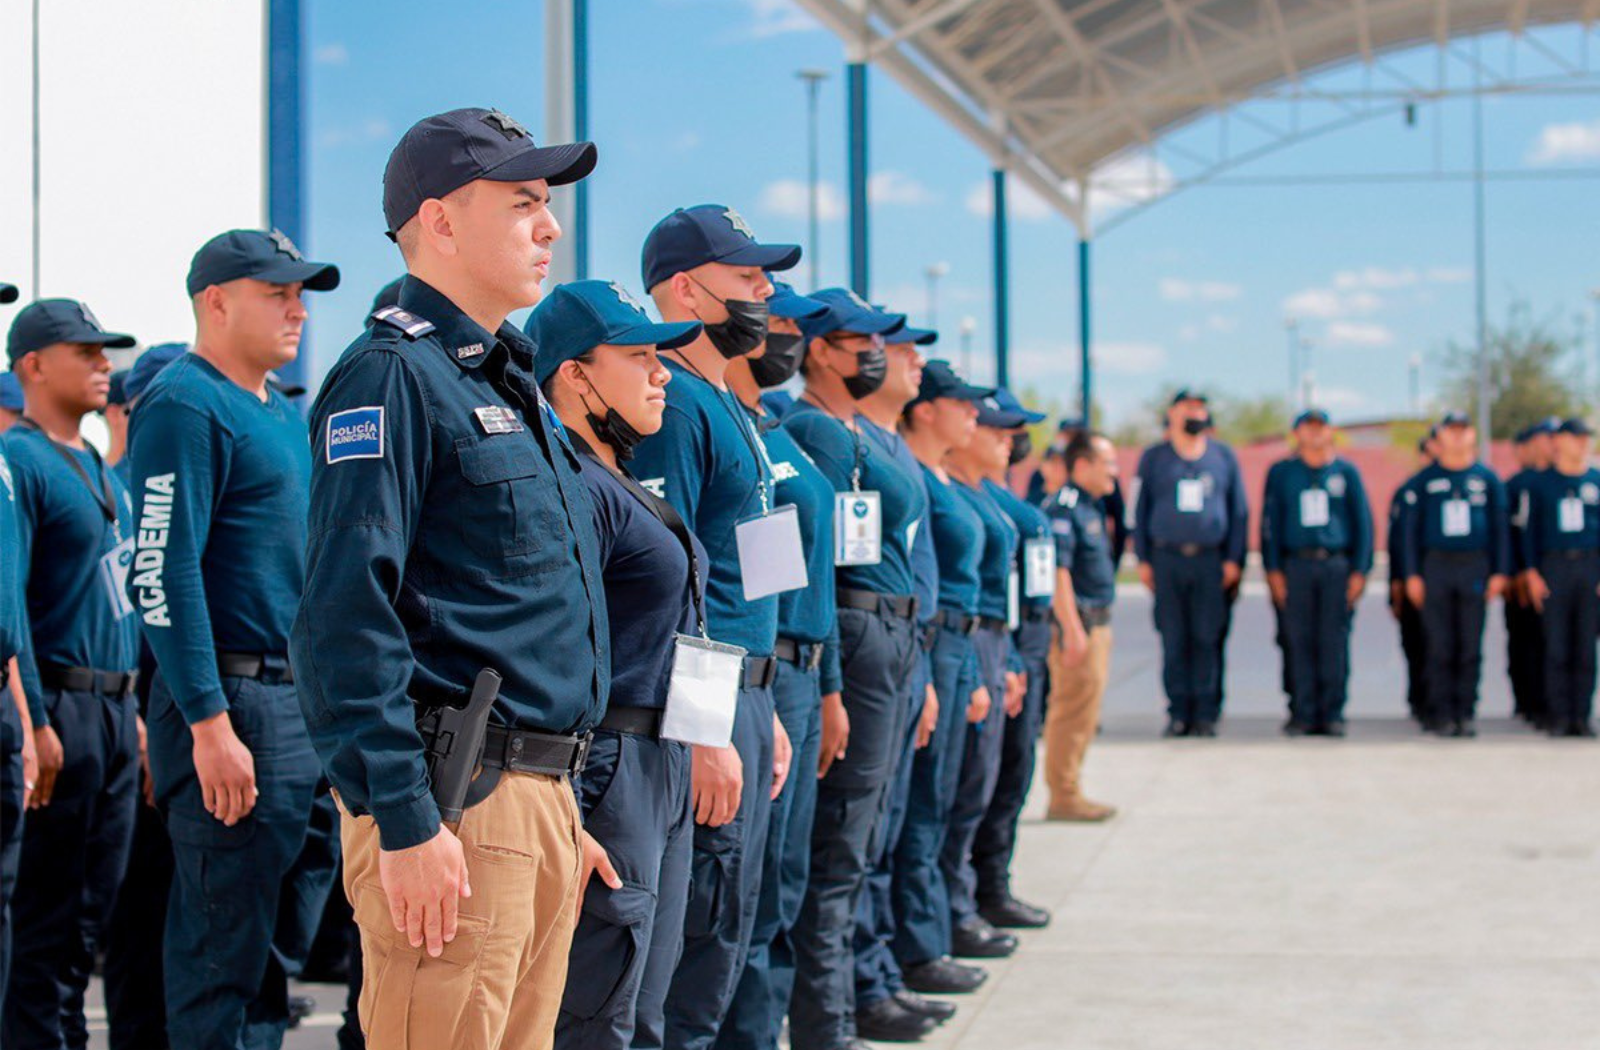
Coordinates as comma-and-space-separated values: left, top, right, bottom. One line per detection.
418, 668, 502, 824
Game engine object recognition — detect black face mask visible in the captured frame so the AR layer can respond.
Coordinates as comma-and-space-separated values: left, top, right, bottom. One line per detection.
1008, 431, 1033, 465
841, 345, 887, 399
749, 332, 804, 389
692, 281, 770, 360
578, 372, 646, 461
1183, 416, 1211, 436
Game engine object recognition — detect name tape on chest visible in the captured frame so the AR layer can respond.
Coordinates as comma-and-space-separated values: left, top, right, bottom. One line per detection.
474, 405, 525, 435
326, 407, 385, 463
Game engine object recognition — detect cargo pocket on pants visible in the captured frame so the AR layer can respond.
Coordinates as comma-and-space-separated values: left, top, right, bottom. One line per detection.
562, 883, 655, 1021
682, 822, 739, 940
353, 880, 492, 1048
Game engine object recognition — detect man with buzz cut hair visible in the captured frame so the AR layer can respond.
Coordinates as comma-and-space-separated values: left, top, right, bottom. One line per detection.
292, 107, 612, 1050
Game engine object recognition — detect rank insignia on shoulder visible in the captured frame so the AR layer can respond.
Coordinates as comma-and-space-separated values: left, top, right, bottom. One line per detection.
474, 405, 525, 435
326, 407, 385, 463
372, 305, 436, 338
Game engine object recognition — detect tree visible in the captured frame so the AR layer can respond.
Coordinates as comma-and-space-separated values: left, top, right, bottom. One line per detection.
1439, 302, 1586, 440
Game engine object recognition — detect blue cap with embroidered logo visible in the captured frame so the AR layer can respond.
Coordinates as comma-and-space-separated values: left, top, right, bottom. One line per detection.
641, 205, 800, 292
124, 343, 188, 404
767, 279, 827, 321
0, 372, 21, 412
976, 393, 1031, 429
7, 299, 135, 362
797, 288, 906, 342
908, 359, 995, 409
383, 107, 596, 239
524, 280, 702, 386
0, 283, 17, 305
993, 388, 1045, 425
187, 229, 340, 297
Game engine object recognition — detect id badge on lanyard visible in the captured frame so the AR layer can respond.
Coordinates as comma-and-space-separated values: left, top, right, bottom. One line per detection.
99, 537, 135, 620
736, 504, 808, 600
662, 634, 748, 748
1176, 477, 1205, 513
1441, 498, 1471, 538
1559, 496, 1586, 534
1023, 537, 1055, 598
1299, 489, 1330, 528
835, 490, 883, 566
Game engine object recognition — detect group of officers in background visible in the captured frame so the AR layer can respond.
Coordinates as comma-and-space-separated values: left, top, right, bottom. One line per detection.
0, 106, 1123, 1050
2, 101, 1597, 1050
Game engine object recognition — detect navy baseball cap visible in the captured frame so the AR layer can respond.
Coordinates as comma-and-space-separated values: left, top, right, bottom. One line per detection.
1438, 409, 1472, 428
1293, 408, 1331, 428
1170, 388, 1208, 406
187, 229, 340, 297
641, 205, 800, 291
1558, 417, 1593, 437
891, 324, 938, 346
370, 277, 404, 316
992, 388, 1045, 425
908, 359, 995, 409
976, 392, 1032, 429
767, 279, 826, 321
0, 283, 17, 305
7, 299, 135, 362
525, 280, 702, 386
107, 370, 130, 407
383, 107, 597, 238
0, 372, 21, 412
124, 343, 188, 403
797, 288, 906, 342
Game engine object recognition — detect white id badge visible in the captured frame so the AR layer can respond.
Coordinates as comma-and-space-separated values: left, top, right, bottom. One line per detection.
736, 504, 808, 600
661, 634, 748, 748
1299, 489, 1331, 528
1007, 570, 1020, 631
98, 537, 135, 621
835, 490, 883, 567
1023, 537, 1056, 598
1176, 478, 1205, 513
1441, 498, 1471, 537
1560, 496, 1585, 534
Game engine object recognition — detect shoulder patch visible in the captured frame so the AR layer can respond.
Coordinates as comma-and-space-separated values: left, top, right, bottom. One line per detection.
372, 305, 436, 338
326, 407, 385, 463
1425, 478, 1451, 494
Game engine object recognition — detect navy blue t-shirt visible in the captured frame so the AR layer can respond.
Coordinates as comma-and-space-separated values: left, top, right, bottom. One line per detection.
954, 478, 1017, 621
923, 465, 984, 615
759, 410, 842, 694
862, 418, 938, 625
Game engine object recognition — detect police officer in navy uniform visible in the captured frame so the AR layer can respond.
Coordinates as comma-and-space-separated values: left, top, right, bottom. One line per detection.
291, 107, 609, 1050
1505, 419, 1556, 727
523, 280, 706, 1049
1134, 390, 1248, 737
2, 298, 141, 1050
1401, 411, 1510, 737
1390, 430, 1436, 724
630, 204, 799, 1050
1260, 409, 1374, 736
127, 230, 342, 1049
1519, 418, 1600, 737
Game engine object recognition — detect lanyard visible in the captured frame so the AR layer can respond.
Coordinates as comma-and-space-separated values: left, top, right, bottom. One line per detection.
671, 356, 772, 514
15, 417, 121, 538
801, 391, 865, 492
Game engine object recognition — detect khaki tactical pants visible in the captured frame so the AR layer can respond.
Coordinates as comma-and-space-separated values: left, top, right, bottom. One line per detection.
341, 772, 582, 1050
1044, 624, 1113, 808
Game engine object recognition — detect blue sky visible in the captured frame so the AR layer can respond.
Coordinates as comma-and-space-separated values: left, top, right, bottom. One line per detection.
305, 1, 1600, 428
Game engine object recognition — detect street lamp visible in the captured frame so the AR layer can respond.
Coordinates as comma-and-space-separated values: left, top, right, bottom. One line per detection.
925, 261, 950, 331
796, 69, 830, 291
959, 316, 977, 377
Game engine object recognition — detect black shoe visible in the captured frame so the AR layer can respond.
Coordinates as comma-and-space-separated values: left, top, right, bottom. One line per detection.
1283, 720, 1310, 737
1162, 720, 1189, 738
1577, 724, 1597, 738
855, 997, 936, 1042
979, 894, 1051, 929
287, 995, 316, 1030
893, 989, 957, 1024
902, 957, 988, 994
952, 916, 1018, 959
1322, 720, 1347, 738
1190, 721, 1217, 738
1458, 719, 1477, 739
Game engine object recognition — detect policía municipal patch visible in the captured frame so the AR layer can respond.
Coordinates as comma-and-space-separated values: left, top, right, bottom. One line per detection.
326, 407, 384, 463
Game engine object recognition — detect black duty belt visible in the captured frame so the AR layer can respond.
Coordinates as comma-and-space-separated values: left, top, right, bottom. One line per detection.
1078, 605, 1113, 628
742, 655, 778, 690
1549, 548, 1600, 561
1426, 549, 1489, 561
598, 706, 664, 739
774, 637, 825, 671
1289, 547, 1347, 561
933, 608, 980, 636
1021, 606, 1053, 625
1154, 541, 1219, 557
978, 616, 1010, 634
479, 724, 591, 777
217, 652, 295, 683
40, 664, 137, 699
838, 588, 919, 621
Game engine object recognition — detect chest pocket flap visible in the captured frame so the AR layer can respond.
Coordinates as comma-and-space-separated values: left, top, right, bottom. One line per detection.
457, 437, 539, 485
454, 436, 549, 562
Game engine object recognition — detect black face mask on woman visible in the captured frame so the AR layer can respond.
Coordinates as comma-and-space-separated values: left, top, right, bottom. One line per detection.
577, 371, 646, 461
749, 332, 805, 388
691, 279, 770, 360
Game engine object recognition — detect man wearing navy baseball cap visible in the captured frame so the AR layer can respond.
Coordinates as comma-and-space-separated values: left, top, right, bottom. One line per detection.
291, 107, 609, 1050
2, 298, 140, 1049
631, 203, 803, 1050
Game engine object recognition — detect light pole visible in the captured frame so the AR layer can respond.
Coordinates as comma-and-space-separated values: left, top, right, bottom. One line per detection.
959, 316, 976, 377
797, 68, 829, 291
925, 261, 949, 331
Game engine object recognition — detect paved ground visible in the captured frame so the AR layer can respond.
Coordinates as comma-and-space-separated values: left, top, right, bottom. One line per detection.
86, 585, 1600, 1048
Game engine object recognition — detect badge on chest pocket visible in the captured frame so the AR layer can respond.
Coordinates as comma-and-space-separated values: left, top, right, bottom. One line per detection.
1299, 489, 1330, 528
1441, 498, 1471, 537
834, 490, 883, 567
1176, 478, 1205, 513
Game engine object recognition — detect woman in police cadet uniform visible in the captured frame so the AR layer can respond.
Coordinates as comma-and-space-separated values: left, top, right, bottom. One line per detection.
526, 279, 708, 1050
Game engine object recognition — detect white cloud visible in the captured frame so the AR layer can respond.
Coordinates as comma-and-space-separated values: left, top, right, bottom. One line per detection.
671, 131, 702, 153
1285, 264, 1467, 322
757, 178, 845, 222
1094, 341, 1168, 375
1325, 321, 1395, 347
1333, 267, 1418, 291
869, 171, 939, 207
1073, 153, 1176, 219
964, 179, 1053, 223
1528, 119, 1600, 165
1425, 267, 1471, 284
1159, 278, 1241, 303
1314, 386, 1373, 413
1205, 313, 1238, 334
313, 43, 348, 65
742, 0, 818, 38
1283, 288, 1344, 319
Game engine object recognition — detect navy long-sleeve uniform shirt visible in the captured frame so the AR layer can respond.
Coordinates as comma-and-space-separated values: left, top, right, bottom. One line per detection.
954, 479, 1018, 622
1046, 483, 1117, 610
0, 449, 25, 666
1521, 467, 1600, 564
631, 360, 778, 657
1400, 462, 1510, 578
757, 410, 842, 694
862, 418, 938, 626
291, 278, 609, 852
1133, 440, 1248, 564
3, 423, 138, 726
923, 466, 984, 616
126, 354, 311, 725
985, 478, 1052, 612
1259, 456, 1374, 574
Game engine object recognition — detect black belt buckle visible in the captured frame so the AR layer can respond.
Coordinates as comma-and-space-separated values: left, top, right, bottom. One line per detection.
743, 655, 777, 690
803, 643, 824, 672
